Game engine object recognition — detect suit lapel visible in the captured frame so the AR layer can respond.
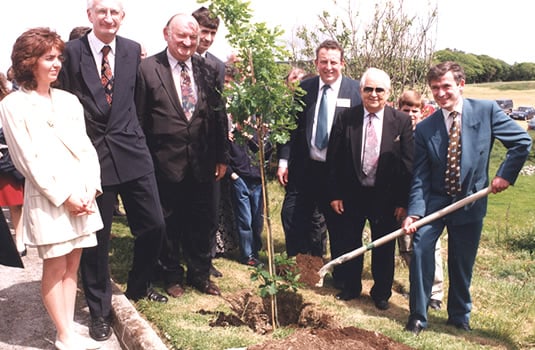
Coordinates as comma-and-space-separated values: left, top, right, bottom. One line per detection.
350, 105, 365, 171
155, 51, 184, 118
111, 37, 135, 112
305, 78, 320, 144
79, 36, 110, 116
460, 100, 480, 184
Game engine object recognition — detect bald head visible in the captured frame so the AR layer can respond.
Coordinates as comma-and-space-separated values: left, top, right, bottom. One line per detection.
164, 13, 199, 61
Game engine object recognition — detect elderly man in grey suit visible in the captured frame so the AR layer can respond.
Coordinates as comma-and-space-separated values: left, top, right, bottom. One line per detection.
59, 0, 168, 342
136, 13, 229, 299
403, 61, 531, 335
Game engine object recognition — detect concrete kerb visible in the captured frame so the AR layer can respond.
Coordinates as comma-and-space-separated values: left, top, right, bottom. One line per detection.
111, 282, 168, 350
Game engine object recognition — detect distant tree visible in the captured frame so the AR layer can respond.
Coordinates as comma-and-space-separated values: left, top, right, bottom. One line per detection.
292, 0, 438, 99
510, 62, 535, 81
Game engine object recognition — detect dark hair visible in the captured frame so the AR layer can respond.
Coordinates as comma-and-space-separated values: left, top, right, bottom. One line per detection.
11, 27, 65, 91
192, 6, 219, 29
427, 61, 465, 85
69, 26, 91, 41
315, 40, 344, 62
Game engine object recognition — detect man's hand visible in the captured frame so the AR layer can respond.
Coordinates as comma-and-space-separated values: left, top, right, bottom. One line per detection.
402, 216, 419, 234
394, 207, 407, 222
330, 200, 344, 215
277, 167, 288, 186
491, 176, 510, 194
215, 163, 227, 181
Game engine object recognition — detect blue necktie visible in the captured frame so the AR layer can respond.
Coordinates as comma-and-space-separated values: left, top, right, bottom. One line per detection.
314, 84, 330, 149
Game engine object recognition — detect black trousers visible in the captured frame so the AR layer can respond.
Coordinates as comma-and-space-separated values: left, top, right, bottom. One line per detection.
281, 160, 332, 257
158, 173, 216, 287
329, 186, 398, 301
80, 172, 165, 318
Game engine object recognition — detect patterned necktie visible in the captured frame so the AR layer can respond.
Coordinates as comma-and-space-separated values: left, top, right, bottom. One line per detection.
446, 111, 462, 196
362, 113, 379, 180
100, 45, 113, 105
314, 84, 330, 149
178, 61, 196, 120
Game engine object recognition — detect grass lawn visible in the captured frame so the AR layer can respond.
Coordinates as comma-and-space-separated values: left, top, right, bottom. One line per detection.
109, 82, 535, 350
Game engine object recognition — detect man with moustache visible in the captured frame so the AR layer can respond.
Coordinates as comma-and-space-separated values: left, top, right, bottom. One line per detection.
59, 0, 168, 342
136, 13, 228, 298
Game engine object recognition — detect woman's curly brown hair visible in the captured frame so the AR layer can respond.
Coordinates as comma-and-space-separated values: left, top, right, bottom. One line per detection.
11, 27, 64, 91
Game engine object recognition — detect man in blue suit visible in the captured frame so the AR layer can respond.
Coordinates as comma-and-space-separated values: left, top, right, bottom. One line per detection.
277, 40, 361, 265
403, 61, 531, 335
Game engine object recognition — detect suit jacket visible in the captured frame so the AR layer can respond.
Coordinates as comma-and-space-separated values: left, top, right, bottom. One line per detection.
408, 98, 531, 224
279, 75, 361, 183
59, 34, 154, 186
327, 105, 414, 209
136, 50, 229, 183
204, 51, 225, 88
0, 89, 103, 245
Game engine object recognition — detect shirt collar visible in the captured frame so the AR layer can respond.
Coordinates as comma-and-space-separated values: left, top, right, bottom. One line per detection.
363, 107, 384, 120
88, 30, 116, 55
319, 76, 342, 92
166, 49, 193, 71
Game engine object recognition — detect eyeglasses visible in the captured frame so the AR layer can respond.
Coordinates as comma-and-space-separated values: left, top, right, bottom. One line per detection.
363, 86, 386, 95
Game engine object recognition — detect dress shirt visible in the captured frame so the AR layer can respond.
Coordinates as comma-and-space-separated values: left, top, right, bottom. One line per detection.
167, 50, 198, 107
87, 31, 116, 77
442, 101, 463, 130
310, 76, 342, 162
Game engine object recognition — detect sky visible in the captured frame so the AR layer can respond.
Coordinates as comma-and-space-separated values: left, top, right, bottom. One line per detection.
2, 0, 535, 74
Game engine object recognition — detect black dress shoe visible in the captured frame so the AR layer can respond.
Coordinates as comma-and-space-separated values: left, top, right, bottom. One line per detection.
374, 299, 390, 310
405, 318, 424, 335
335, 289, 360, 301
428, 299, 442, 310
19, 249, 27, 257
446, 319, 471, 331
210, 264, 223, 278
89, 316, 112, 341
146, 289, 169, 303
126, 288, 168, 303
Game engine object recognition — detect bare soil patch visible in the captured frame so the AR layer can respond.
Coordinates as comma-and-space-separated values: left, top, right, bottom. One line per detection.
199, 254, 413, 349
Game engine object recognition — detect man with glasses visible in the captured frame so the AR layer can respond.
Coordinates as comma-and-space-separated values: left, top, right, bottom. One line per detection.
136, 13, 228, 299
327, 68, 413, 310
277, 40, 361, 279
59, 0, 168, 342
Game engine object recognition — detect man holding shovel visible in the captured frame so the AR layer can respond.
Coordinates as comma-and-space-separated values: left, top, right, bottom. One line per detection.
403, 61, 531, 335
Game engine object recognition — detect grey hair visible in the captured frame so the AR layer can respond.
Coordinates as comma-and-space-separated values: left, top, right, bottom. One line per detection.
87, 0, 125, 11
360, 68, 391, 90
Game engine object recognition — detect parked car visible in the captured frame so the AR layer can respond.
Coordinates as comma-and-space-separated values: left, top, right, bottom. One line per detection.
495, 99, 513, 115
510, 106, 535, 120
527, 117, 535, 130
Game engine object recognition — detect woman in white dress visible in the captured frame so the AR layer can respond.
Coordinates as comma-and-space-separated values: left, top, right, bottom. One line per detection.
0, 28, 103, 350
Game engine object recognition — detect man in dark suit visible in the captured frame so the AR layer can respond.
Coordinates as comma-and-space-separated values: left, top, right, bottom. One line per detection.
135, 13, 229, 298
403, 61, 531, 335
277, 40, 361, 261
192, 6, 226, 278
59, 0, 168, 342
327, 68, 413, 309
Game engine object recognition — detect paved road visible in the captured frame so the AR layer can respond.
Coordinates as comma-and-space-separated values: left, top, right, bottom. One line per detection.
0, 208, 122, 350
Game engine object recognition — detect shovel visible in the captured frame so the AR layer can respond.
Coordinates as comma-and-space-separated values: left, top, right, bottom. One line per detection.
316, 186, 492, 287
